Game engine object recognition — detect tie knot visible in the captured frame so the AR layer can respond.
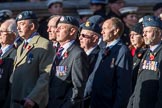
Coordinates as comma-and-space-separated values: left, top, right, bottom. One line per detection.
57, 47, 64, 57
102, 47, 110, 58
23, 42, 28, 49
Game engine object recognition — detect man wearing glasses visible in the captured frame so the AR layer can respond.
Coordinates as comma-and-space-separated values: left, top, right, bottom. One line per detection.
0, 19, 17, 108
79, 21, 101, 108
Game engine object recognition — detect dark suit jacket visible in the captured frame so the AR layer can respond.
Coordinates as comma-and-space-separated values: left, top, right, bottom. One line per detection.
0, 45, 16, 108
49, 41, 89, 108
127, 43, 162, 108
88, 46, 100, 76
91, 40, 132, 108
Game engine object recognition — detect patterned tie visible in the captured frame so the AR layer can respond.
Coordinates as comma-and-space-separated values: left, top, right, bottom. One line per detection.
55, 47, 64, 65
23, 42, 28, 50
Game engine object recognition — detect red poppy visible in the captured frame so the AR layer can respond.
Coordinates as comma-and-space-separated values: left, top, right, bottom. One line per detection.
0, 58, 3, 65
63, 51, 68, 59
138, 53, 142, 58
26, 45, 32, 51
149, 53, 155, 61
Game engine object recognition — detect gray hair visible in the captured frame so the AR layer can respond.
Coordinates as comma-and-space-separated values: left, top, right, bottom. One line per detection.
7, 19, 18, 36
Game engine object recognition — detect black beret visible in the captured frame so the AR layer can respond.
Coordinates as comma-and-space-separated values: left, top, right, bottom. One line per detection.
81, 21, 101, 35
59, 16, 79, 27
16, 11, 37, 22
130, 23, 143, 35
153, 2, 162, 11
143, 15, 162, 29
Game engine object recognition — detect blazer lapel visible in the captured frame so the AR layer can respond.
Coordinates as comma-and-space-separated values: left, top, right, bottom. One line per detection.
15, 35, 40, 66
2, 46, 15, 58
59, 41, 76, 65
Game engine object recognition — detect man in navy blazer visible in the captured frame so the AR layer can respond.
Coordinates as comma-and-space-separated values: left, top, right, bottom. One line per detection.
90, 17, 132, 108
48, 16, 89, 108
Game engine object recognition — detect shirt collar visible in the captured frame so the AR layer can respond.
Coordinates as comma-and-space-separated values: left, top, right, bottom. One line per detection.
86, 46, 97, 56
61, 40, 75, 56
150, 43, 161, 52
1, 45, 13, 56
106, 38, 120, 49
24, 32, 38, 43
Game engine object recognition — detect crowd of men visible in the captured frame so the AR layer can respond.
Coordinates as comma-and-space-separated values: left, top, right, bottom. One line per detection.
0, 0, 162, 108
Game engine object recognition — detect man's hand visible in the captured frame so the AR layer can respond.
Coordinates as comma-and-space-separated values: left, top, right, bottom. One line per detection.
24, 98, 35, 108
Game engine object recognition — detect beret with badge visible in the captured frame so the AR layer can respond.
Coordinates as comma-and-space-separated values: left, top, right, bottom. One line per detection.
81, 21, 101, 35
16, 11, 37, 22
142, 15, 162, 29
59, 16, 79, 28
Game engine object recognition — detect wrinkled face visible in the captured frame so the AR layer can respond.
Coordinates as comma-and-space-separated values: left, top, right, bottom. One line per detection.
130, 31, 144, 48
101, 20, 116, 43
47, 17, 60, 41
143, 26, 161, 45
79, 29, 98, 50
0, 22, 16, 45
55, 23, 72, 43
17, 20, 33, 39
49, 3, 63, 15
123, 14, 138, 27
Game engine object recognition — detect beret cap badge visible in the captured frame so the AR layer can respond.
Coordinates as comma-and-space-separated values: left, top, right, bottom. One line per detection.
147, 18, 152, 21
85, 21, 90, 27
60, 16, 64, 21
18, 14, 22, 20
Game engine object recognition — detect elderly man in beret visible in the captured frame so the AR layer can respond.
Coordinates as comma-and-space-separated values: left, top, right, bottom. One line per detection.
10, 11, 54, 108
48, 16, 89, 108
127, 15, 162, 108
79, 21, 100, 108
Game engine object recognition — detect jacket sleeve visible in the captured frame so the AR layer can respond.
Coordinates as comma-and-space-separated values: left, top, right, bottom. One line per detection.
61, 51, 89, 108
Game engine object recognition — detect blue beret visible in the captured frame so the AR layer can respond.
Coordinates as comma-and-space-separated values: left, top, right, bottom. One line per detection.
16, 11, 37, 22
59, 16, 79, 27
81, 21, 101, 34
87, 15, 104, 25
143, 15, 162, 29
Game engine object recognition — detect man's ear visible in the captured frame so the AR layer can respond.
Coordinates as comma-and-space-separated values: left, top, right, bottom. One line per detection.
70, 27, 77, 36
113, 28, 119, 36
29, 23, 35, 31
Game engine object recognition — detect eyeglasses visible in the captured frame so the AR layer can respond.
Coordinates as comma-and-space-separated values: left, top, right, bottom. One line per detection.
80, 34, 93, 38
0, 30, 13, 34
